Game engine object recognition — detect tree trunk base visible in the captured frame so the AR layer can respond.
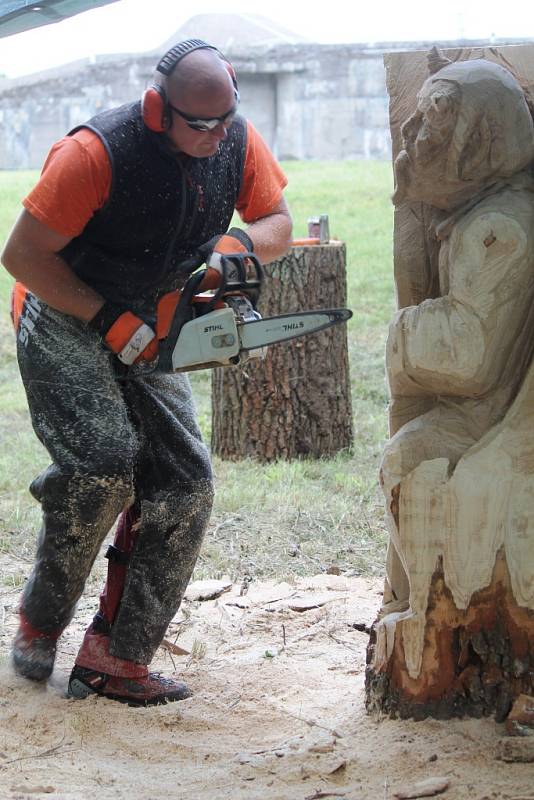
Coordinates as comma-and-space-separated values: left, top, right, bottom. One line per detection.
366, 552, 534, 720
211, 243, 353, 461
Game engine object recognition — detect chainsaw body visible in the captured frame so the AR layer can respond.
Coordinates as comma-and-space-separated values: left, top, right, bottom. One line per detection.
171, 297, 266, 372
155, 253, 351, 374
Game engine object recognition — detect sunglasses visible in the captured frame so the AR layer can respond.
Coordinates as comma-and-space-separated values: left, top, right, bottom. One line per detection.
168, 93, 240, 132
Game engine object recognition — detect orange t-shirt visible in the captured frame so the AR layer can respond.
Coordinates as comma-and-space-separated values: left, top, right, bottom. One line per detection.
23, 120, 287, 238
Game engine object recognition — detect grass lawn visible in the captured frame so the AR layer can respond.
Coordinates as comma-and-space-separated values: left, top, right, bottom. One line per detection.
0, 161, 395, 581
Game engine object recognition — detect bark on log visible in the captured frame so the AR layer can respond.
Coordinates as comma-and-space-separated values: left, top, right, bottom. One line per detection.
211, 243, 353, 462
366, 552, 534, 720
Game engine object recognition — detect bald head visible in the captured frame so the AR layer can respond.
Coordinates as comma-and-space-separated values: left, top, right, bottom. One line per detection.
154, 46, 240, 158
162, 48, 235, 108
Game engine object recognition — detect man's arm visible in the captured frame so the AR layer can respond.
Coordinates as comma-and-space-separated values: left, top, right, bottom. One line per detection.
243, 196, 292, 263
233, 120, 292, 263
1, 209, 105, 322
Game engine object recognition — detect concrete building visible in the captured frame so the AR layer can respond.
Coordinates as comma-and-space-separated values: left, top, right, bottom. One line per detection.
0, 13, 532, 169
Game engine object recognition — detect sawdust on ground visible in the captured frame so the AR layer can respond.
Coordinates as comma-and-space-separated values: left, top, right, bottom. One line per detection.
0, 550, 532, 800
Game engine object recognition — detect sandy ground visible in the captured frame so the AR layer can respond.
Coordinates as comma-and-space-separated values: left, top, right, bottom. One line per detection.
1, 550, 533, 800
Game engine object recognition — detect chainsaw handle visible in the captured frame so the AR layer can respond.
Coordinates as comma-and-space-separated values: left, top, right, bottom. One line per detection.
179, 268, 208, 306
177, 252, 207, 276
222, 252, 262, 290
205, 253, 263, 313
156, 270, 206, 372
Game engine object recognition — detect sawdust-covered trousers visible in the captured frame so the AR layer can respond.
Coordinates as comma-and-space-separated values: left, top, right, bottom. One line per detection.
16, 294, 214, 664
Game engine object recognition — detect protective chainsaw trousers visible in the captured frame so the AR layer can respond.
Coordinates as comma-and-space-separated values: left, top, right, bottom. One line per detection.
16, 293, 214, 665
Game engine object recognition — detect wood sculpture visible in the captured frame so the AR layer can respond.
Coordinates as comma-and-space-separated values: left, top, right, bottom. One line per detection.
366, 53, 534, 719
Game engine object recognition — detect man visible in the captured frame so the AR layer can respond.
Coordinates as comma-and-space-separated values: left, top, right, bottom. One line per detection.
1, 39, 292, 706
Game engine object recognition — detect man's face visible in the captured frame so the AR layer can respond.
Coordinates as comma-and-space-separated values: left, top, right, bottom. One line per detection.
392, 79, 460, 208
164, 79, 237, 158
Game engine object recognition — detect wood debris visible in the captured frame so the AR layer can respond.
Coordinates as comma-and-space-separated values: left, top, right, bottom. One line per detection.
224, 597, 251, 608
351, 620, 372, 634
161, 638, 190, 656
287, 592, 346, 612
327, 758, 347, 774
308, 738, 336, 754
496, 737, 534, 762
505, 693, 534, 736
393, 777, 449, 799
184, 578, 232, 601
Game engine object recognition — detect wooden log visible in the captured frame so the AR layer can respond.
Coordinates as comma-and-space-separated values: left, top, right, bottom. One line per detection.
366, 552, 534, 720
211, 243, 353, 462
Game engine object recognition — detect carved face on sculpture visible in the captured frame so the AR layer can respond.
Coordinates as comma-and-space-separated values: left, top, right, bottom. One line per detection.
393, 59, 534, 209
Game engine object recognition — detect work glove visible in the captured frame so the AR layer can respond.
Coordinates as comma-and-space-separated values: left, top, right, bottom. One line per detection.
196, 227, 253, 290
88, 302, 157, 365
154, 290, 181, 341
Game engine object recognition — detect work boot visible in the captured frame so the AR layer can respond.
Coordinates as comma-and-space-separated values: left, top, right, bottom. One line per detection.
67, 665, 192, 707
12, 620, 58, 682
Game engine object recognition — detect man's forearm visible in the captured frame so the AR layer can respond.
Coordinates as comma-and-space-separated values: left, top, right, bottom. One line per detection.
1, 210, 105, 323
244, 204, 293, 264
2, 248, 104, 323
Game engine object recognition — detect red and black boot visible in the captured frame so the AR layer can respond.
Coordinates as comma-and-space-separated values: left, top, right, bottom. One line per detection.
68, 508, 191, 706
12, 612, 61, 681
68, 665, 191, 706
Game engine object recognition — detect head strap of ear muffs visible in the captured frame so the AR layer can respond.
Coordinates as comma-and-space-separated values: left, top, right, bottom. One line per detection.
156, 39, 219, 76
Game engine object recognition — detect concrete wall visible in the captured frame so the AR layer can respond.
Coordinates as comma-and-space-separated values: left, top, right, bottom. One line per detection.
0, 38, 531, 169
239, 74, 278, 152
0, 55, 151, 168
262, 46, 391, 160
0, 43, 393, 169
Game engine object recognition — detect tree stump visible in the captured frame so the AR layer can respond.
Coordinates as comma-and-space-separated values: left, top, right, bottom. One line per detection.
366, 550, 534, 721
211, 243, 353, 461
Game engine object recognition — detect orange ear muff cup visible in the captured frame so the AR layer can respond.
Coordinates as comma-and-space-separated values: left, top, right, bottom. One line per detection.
223, 60, 239, 96
225, 61, 237, 85
142, 85, 169, 132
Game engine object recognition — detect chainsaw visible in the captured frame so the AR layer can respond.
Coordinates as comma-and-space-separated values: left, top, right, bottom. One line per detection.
152, 253, 352, 373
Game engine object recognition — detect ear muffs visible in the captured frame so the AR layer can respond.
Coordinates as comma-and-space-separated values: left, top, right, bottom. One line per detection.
224, 61, 239, 93
141, 39, 240, 133
141, 84, 169, 133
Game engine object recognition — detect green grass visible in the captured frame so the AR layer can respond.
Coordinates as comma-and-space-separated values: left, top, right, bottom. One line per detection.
0, 171, 35, 300
0, 161, 395, 580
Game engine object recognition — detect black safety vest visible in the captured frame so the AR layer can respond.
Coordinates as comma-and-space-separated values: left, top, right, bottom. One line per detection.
60, 101, 247, 305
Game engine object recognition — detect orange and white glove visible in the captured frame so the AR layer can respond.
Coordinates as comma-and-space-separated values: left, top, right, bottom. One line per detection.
196, 228, 253, 291
88, 302, 157, 365
154, 290, 181, 341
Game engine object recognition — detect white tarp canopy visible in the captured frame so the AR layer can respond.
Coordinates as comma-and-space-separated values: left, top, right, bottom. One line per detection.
0, 0, 118, 38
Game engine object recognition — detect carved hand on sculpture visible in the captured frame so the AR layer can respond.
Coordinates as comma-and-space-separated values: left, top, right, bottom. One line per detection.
387, 207, 531, 401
